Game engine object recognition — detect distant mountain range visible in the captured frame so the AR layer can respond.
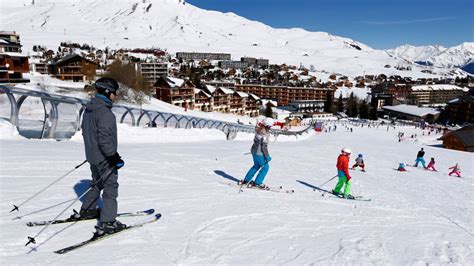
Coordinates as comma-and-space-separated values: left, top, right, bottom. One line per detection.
1, 0, 472, 77
386, 43, 474, 73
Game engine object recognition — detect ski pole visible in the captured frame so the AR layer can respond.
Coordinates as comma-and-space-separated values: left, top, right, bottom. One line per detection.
10, 160, 87, 213
25, 167, 114, 247
13, 198, 76, 220
319, 175, 338, 187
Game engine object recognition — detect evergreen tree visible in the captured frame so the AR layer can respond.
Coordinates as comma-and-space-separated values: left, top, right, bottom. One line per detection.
264, 103, 273, 118
336, 94, 344, 113
347, 92, 358, 117
369, 106, 378, 120
324, 92, 334, 113
359, 99, 369, 119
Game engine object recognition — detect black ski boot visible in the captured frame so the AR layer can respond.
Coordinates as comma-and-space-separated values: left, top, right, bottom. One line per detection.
94, 220, 127, 237
345, 194, 355, 200
69, 208, 100, 220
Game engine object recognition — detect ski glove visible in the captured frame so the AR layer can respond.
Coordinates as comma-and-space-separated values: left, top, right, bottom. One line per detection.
106, 153, 125, 169
265, 156, 272, 163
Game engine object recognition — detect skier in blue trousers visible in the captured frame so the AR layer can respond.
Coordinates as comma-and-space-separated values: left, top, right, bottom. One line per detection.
241, 119, 273, 189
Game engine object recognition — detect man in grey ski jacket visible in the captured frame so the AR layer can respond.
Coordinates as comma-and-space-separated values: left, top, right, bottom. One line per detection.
72, 77, 126, 235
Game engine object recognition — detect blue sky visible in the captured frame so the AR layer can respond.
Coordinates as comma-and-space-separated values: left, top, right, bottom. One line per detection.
187, 0, 473, 49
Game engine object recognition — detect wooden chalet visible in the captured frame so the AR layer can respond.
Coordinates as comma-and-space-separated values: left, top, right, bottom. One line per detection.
50, 54, 97, 82
211, 87, 234, 113
440, 125, 474, 152
194, 88, 212, 112
154, 77, 195, 109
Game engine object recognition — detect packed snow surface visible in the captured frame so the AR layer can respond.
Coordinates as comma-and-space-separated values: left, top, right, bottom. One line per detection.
0, 120, 473, 264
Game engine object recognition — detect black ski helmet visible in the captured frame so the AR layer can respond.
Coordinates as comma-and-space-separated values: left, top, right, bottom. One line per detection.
95, 77, 119, 99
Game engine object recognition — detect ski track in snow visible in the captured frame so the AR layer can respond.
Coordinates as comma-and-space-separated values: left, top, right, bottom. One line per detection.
0, 124, 473, 264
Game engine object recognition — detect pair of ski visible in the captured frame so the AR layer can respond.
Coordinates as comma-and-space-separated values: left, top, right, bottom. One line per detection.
26, 208, 161, 254
321, 191, 371, 202
224, 181, 295, 193
303, 181, 371, 202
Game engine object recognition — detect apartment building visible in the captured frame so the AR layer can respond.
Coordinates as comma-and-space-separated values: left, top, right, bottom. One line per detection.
0, 31, 29, 83
136, 62, 167, 88
235, 84, 333, 106
218, 60, 248, 69
176, 52, 231, 61
241, 57, 269, 68
411, 84, 468, 105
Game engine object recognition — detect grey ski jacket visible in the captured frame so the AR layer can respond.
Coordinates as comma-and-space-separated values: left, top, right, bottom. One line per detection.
82, 95, 118, 164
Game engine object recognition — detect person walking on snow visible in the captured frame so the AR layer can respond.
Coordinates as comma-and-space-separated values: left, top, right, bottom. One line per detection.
426, 157, 437, 171
70, 77, 126, 235
241, 119, 273, 189
351, 154, 365, 172
332, 148, 354, 199
414, 148, 426, 168
448, 163, 461, 177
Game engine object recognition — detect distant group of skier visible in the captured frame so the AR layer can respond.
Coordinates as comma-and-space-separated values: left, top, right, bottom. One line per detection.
396, 147, 462, 177
240, 116, 463, 200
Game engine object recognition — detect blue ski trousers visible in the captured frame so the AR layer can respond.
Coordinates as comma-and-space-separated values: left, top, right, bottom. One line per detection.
244, 154, 270, 185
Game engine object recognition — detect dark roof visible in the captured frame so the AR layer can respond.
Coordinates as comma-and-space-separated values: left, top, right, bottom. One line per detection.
462, 94, 474, 104
51, 54, 97, 66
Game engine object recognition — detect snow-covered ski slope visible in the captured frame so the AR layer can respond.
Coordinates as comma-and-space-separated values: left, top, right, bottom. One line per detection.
0, 122, 473, 264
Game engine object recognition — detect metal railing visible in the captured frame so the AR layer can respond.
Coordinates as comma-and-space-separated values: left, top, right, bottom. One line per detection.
0, 85, 313, 140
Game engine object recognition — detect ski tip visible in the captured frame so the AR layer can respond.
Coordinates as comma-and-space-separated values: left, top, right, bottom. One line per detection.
26, 222, 34, 227
155, 213, 162, 219
25, 236, 36, 246
10, 204, 19, 213
54, 249, 66, 254
145, 208, 155, 214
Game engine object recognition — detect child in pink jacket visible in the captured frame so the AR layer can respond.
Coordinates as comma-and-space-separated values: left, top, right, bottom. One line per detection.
448, 163, 461, 177
426, 157, 436, 171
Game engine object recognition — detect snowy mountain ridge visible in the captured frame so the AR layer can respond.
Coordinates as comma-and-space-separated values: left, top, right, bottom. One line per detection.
387, 42, 474, 71
2, 0, 469, 78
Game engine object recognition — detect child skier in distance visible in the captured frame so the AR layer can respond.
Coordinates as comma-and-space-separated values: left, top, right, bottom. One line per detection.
426, 157, 437, 171
351, 154, 365, 172
448, 163, 461, 178
241, 119, 273, 189
397, 163, 407, 171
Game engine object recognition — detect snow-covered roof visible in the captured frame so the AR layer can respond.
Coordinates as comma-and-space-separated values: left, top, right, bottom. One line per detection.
194, 88, 211, 98
412, 84, 468, 92
272, 107, 291, 114
219, 87, 234, 95
248, 93, 260, 100
235, 91, 248, 98
447, 98, 461, 104
205, 85, 217, 94
1, 52, 28, 58
166, 77, 185, 87
0, 39, 8, 44
261, 99, 278, 106
382, 104, 440, 117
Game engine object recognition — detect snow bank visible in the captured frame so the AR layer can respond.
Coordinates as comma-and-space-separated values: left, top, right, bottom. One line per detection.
0, 119, 23, 140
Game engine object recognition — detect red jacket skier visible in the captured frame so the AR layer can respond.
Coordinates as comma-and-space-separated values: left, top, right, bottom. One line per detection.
332, 148, 353, 199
